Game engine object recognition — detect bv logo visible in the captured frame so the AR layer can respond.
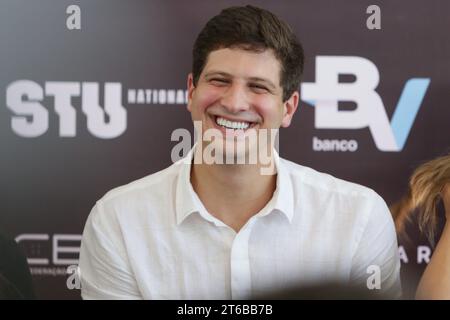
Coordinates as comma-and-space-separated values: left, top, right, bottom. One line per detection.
301, 56, 430, 152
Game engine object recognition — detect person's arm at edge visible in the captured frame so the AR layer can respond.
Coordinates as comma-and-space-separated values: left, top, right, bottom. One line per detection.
416, 184, 450, 300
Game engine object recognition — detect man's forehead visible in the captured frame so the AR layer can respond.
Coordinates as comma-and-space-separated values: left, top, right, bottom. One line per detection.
202, 47, 282, 85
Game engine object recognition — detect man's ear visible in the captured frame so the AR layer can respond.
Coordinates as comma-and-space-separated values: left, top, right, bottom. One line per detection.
281, 91, 299, 128
187, 73, 196, 112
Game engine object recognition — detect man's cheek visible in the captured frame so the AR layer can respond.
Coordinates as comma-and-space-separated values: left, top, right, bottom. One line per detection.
198, 92, 221, 113
254, 103, 276, 125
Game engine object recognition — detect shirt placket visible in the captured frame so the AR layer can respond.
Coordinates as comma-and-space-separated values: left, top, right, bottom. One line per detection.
230, 220, 255, 300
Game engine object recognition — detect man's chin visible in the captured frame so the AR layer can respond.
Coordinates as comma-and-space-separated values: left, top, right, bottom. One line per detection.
200, 139, 258, 165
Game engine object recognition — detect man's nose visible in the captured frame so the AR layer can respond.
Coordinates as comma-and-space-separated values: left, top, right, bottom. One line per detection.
220, 83, 250, 113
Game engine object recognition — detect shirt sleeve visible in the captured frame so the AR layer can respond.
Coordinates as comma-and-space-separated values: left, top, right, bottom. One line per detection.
79, 201, 142, 299
349, 192, 403, 299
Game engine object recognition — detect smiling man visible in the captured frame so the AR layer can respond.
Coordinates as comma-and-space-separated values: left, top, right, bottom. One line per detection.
79, 5, 402, 299
187, 46, 295, 232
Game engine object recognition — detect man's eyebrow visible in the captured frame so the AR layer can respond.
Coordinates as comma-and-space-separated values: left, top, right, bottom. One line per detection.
204, 71, 278, 90
203, 71, 232, 78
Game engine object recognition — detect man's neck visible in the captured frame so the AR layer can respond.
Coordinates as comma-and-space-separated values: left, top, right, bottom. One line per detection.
190, 153, 277, 233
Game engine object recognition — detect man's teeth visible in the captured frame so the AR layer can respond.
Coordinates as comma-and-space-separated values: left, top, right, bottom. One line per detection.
216, 116, 250, 130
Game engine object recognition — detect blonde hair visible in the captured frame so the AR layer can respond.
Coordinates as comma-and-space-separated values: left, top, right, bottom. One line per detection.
391, 154, 450, 244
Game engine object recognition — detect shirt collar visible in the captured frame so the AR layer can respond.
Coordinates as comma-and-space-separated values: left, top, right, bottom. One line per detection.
175, 144, 295, 225
270, 149, 295, 223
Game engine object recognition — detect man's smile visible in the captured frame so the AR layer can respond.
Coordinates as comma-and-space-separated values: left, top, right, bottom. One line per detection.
207, 114, 259, 138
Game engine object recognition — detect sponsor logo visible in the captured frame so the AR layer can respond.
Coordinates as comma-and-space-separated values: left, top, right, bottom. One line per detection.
15, 233, 82, 277
5, 80, 187, 138
302, 56, 430, 152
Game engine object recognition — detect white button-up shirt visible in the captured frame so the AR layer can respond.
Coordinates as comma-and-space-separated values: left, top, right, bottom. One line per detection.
79, 147, 402, 299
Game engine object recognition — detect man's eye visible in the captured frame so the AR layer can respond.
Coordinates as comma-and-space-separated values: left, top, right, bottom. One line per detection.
250, 84, 269, 93
210, 78, 228, 85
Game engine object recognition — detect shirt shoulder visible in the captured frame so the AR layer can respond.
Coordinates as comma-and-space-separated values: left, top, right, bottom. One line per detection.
102, 162, 180, 202
89, 160, 183, 229
279, 157, 392, 231
280, 157, 378, 200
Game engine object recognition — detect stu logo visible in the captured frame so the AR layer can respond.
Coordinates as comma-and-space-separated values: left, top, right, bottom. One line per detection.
302, 56, 430, 152
6, 80, 127, 139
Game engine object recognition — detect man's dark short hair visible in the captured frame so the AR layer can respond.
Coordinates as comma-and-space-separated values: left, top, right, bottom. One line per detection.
192, 5, 304, 102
